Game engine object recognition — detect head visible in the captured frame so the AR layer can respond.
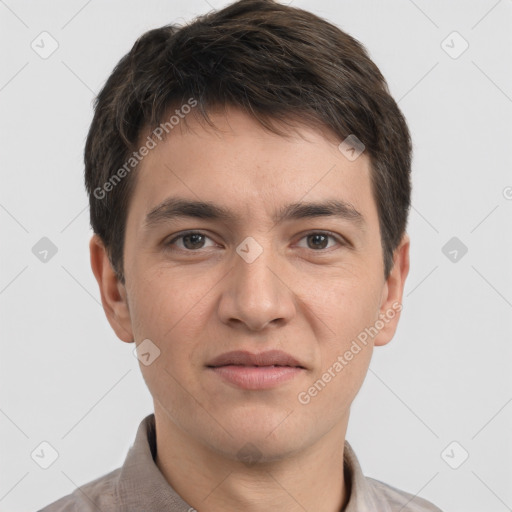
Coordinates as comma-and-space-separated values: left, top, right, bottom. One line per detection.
88, 0, 411, 463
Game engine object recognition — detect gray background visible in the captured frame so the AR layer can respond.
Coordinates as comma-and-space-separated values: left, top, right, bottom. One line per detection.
1, 0, 511, 511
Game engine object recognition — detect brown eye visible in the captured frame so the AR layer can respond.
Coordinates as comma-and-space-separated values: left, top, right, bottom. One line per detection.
307, 233, 329, 249
166, 231, 216, 251
182, 233, 206, 250
296, 232, 341, 251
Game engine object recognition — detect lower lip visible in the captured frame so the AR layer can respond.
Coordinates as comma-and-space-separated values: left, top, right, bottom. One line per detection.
208, 365, 304, 390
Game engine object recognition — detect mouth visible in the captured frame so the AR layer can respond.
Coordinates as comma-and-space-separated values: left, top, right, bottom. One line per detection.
206, 349, 306, 369
206, 350, 306, 390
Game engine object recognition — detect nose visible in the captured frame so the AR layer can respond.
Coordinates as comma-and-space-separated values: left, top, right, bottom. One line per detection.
217, 241, 296, 331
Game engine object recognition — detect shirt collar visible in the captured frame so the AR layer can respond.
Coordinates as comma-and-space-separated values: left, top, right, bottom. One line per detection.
343, 440, 392, 512
116, 414, 191, 510
116, 413, 386, 512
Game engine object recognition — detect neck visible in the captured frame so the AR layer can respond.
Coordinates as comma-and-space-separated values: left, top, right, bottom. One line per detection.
153, 405, 350, 512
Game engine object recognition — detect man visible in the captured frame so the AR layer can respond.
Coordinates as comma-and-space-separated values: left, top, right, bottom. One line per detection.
40, 0, 442, 510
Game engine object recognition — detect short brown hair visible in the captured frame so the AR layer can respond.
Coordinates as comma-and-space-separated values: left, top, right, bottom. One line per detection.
85, 0, 412, 284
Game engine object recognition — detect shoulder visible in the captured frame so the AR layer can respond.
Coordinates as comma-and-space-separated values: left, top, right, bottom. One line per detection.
37, 467, 121, 512
343, 441, 443, 512
366, 476, 443, 512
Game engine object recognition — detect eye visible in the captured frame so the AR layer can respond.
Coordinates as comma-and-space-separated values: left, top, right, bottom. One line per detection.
165, 231, 217, 251
164, 230, 345, 253
296, 231, 343, 251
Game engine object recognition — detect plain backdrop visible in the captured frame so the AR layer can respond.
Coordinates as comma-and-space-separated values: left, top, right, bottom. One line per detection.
1, 1, 511, 511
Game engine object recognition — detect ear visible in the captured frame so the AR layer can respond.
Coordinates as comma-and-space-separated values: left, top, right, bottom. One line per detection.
89, 234, 134, 343
373, 234, 410, 347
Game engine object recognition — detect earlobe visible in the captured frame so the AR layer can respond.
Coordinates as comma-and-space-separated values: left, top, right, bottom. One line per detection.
373, 234, 410, 347
89, 235, 134, 343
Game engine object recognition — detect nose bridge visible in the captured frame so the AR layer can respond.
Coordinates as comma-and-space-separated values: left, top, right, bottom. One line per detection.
236, 236, 278, 293
218, 235, 294, 330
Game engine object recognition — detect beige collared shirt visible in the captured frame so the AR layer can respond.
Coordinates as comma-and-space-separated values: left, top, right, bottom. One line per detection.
38, 414, 442, 511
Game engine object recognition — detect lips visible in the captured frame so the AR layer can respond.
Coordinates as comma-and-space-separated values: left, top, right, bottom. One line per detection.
206, 350, 306, 390
206, 350, 305, 369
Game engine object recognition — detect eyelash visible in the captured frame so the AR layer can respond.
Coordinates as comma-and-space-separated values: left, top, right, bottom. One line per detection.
164, 230, 346, 253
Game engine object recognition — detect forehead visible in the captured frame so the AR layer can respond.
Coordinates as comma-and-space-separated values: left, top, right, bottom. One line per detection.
128, 107, 377, 228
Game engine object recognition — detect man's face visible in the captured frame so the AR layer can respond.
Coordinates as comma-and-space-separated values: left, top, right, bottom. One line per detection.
96, 107, 408, 462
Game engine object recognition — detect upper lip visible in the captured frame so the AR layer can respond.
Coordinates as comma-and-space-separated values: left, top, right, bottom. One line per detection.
206, 350, 305, 369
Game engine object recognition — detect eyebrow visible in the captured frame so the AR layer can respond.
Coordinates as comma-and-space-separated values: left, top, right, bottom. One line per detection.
144, 197, 365, 230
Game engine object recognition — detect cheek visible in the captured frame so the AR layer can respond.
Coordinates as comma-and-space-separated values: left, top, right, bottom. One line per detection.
308, 270, 382, 336
129, 265, 207, 334
128, 268, 222, 379
128, 272, 212, 412
300, 273, 381, 394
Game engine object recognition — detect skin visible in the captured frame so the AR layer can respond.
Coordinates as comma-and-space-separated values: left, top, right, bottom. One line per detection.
90, 106, 409, 512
